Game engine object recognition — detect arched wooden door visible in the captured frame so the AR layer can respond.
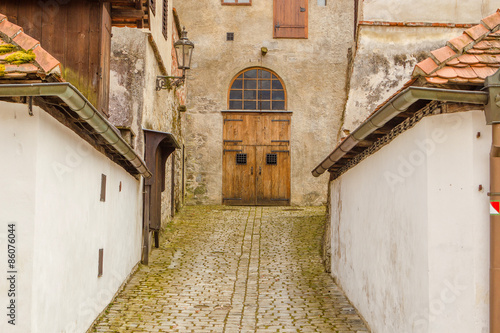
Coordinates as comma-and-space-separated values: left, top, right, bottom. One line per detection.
222, 68, 291, 206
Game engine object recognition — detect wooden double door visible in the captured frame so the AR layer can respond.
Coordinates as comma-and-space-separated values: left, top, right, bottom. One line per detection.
223, 113, 291, 205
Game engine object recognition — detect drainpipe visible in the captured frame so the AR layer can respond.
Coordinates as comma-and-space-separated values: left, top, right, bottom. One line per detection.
0, 82, 152, 178
485, 71, 500, 333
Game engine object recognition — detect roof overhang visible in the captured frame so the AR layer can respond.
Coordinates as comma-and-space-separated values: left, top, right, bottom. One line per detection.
312, 86, 489, 178
0, 82, 152, 178
110, 0, 149, 28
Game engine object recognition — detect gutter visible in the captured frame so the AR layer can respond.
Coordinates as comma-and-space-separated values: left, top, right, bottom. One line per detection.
0, 82, 152, 179
312, 86, 488, 177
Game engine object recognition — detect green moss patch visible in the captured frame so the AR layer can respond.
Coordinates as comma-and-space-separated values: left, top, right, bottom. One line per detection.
0, 44, 17, 55
0, 64, 4, 77
5, 50, 36, 65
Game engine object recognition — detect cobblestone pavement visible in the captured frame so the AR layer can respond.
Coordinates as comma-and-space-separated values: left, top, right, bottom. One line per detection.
91, 206, 369, 333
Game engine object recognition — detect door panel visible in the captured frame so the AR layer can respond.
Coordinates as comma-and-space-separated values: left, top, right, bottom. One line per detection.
222, 113, 291, 205
222, 146, 256, 205
256, 146, 290, 205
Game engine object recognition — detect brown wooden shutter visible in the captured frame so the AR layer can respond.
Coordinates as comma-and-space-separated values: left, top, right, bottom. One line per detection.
273, 0, 308, 39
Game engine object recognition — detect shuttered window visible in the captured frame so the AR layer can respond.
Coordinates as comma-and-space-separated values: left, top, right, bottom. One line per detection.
150, 0, 155, 15
222, 0, 252, 5
273, 0, 308, 39
162, 0, 168, 39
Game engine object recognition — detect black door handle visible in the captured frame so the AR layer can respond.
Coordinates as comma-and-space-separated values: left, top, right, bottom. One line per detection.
300, 7, 306, 12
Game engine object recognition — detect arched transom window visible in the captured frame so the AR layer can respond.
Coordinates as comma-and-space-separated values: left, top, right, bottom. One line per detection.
228, 68, 286, 111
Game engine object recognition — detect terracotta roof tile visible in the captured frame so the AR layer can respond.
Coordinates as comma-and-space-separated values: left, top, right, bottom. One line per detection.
413, 8, 500, 86
0, 19, 22, 39
481, 10, 500, 29
474, 40, 495, 50
471, 65, 498, 79
475, 54, 499, 64
448, 77, 470, 84
453, 66, 478, 79
4, 63, 39, 74
435, 66, 457, 79
447, 33, 474, 52
425, 76, 449, 84
447, 58, 460, 65
457, 54, 479, 64
32, 45, 60, 73
415, 57, 438, 75
13, 32, 39, 51
431, 46, 456, 64
465, 23, 490, 40
467, 48, 485, 54
0, 13, 62, 81
3, 72, 28, 79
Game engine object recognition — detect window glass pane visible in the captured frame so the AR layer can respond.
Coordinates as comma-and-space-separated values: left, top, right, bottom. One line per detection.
244, 69, 257, 78
260, 101, 271, 110
272, 101, 285, 110
259, 90, 271, 99
232, 79, 243, 89
272, 90, 285, 100
244, 101, 257, 110
229, 101, 243, 109
230, 90, 242, 99
272, 80, 283, 90
259, 70, 271, 78
223, 0, 236, 3
244, 90, 256, 99
259, 80, 271, 89
238, 0, 251, 3
244, 80, 257, 89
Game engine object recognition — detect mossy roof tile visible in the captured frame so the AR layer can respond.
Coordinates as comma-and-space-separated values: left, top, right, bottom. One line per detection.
0, 12, 61, 81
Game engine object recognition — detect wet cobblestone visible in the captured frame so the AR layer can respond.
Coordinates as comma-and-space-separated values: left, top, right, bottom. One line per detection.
91, 206, 369, 332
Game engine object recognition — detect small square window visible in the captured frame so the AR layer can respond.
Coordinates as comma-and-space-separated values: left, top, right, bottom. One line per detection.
227, 32, 234, 41
236, 153, 247, 165
266, 154, 277, 165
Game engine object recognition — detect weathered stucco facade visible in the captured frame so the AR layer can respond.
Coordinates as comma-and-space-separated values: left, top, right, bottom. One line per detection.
175, 0, 355, 205
109, 0, 187, 230
342, 0, 499, 135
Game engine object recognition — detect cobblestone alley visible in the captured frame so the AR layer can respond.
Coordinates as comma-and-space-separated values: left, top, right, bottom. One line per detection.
91, 206, 369, 333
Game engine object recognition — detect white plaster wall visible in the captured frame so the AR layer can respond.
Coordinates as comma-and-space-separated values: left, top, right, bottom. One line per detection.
330, 111, 490, 332
0, 102, 143, 333
362, 0, 497, 23
0, 102, 37, 333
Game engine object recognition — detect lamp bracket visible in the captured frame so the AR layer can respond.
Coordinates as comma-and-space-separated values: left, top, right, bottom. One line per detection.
156, 75, 185, 91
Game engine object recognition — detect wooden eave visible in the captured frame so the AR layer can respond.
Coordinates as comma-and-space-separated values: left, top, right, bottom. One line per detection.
109, 0, 149, 28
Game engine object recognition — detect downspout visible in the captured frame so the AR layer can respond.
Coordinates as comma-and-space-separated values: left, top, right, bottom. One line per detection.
312, 86, 488, 177
485, 71, 500, 333
0, 82, 152, 179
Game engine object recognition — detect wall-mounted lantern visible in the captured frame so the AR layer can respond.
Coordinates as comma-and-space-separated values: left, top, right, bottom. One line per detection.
156, 27, 194, 91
